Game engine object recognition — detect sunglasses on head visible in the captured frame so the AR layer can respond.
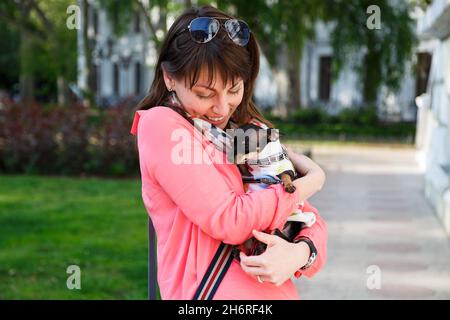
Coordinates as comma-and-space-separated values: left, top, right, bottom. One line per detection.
175, 16, 251, 46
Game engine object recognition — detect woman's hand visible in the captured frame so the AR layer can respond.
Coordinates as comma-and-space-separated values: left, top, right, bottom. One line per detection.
283, 145, 326, 202
239, 230, 310, 286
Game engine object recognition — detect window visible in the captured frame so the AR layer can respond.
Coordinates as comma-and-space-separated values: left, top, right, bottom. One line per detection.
319, 56, 332, 101
93, 10, 98, 35
135, 62, 141, 95
416, 52, 432, 96
134, 12, 141, 33
113, 63, 120, 95
89, 64, 98, 94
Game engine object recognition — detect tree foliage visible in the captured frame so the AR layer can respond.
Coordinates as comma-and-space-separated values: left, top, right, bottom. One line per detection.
326, 0, 417, 103
0, 0, 77, 102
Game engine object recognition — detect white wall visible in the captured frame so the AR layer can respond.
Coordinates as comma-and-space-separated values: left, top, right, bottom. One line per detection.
299, 21, 417, 120
417, 0, 450, 236
80, 2, 417, 120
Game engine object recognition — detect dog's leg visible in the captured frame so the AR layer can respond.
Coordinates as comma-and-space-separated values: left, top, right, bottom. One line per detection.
237, 163, 252, 177
279, 172, 296, 193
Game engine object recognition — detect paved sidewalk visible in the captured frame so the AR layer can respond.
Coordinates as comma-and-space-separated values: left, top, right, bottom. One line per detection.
287, 144, 450, 299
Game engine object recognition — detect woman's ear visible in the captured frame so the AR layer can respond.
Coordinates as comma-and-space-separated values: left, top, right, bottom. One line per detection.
161, 65, 175, 91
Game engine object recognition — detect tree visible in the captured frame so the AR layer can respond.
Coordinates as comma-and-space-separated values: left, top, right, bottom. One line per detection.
100, 0, 189, 54
218, 0, 326, 117
218, 0, 416, 117
0, 0, 77, 105
328, 0, 416, 105
0, 20, 20, 93
88, 0, 417, 116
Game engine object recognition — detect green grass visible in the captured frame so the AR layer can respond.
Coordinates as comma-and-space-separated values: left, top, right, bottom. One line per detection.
0, 175, 150, 299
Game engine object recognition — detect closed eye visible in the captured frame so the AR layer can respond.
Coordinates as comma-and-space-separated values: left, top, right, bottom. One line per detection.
229, 85, 242, 95
197, 94, 214, 99
196, 84, 241, 99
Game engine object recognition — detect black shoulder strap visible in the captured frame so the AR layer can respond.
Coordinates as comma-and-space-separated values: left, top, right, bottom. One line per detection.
192, 176, 282, 299
193, 242, 234, 300
148, 217, 158, 300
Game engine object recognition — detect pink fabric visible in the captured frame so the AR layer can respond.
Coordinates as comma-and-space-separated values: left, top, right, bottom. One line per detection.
131, 106, 328, 300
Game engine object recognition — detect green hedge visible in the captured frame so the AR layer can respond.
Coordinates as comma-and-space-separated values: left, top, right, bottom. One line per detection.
0, 100, 139, 177
0, 102, 416, 177
263, 106, 415, 143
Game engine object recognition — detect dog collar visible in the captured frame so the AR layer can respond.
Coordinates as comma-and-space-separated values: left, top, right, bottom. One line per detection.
246, 151, 289, 165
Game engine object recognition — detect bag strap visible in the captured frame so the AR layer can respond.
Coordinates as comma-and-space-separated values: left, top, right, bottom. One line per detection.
193, 242, 234, 300
192, 176, 282, 300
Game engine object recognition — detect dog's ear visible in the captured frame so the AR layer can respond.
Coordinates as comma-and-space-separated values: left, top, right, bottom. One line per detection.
267, 128, 280, 142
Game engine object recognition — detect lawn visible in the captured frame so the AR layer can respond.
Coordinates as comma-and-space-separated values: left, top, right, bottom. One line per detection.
0, 175, 148, 299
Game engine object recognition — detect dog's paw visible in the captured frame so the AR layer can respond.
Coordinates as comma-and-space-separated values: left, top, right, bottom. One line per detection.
284, 183, 296, 194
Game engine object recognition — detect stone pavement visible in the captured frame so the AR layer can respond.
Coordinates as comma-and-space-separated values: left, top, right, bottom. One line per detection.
286, 143, 450, 299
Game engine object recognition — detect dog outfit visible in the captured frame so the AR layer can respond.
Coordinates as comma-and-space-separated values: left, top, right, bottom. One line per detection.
244, 119, 316, 227
166, 92, 315, 226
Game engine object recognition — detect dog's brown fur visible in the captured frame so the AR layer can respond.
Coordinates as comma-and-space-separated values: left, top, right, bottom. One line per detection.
230, 123, 304, 259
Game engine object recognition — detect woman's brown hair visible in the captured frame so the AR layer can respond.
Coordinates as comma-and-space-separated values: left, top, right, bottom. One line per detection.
136, 5, 274, 129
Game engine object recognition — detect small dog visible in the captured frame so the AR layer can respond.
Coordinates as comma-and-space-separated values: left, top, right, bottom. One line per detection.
231, 122, 316, 258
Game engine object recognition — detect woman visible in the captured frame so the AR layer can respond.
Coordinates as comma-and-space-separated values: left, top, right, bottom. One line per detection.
130, 5, 328, 300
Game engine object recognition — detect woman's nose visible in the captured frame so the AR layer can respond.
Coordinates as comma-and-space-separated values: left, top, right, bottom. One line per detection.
212, 96, 232, 116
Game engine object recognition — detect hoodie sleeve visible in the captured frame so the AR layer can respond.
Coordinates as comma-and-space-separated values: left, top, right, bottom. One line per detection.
132, 107, 302, 245
293, 200, 328, 278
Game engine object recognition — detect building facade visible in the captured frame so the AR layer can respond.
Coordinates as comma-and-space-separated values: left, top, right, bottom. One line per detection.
416, 0, 450, 236
78, 0, 424, 122
299, 21, 420, 122
77, 0, 157, 106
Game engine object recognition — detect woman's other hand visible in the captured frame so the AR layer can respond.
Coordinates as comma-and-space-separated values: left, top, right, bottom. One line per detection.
239, 230, 310, 286
283, 145, 326, 202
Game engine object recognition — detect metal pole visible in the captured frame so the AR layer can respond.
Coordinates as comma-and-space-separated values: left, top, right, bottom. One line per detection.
148, 217, 157, 300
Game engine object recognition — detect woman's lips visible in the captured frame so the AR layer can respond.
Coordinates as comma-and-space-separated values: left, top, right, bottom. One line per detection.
204, 115, 226, 125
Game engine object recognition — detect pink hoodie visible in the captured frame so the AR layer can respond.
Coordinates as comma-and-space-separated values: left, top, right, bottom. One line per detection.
131, 106, 328, 300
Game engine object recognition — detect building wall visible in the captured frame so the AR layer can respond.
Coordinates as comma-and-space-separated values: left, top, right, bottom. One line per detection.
77, 0, 155, 106
416, 0, 450, 237
79, 1, 418, 122
298, 21, 418, 121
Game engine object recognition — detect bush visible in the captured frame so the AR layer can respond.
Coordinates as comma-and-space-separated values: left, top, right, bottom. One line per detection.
0, 99, 140, 177
335, 106, 378, 126
261, 105, 414, 142
291, 108, 330, 125
358, 106, 378, 126
0, 102, 60, 174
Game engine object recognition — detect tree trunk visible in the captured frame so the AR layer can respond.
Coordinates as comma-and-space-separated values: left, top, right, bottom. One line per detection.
19, 2, 33, 105
159, 3, 168, 36
363, 32, 380, 105
19, 73, 33, 105
287, 46, 302, 112
82, 0, 93, 107
271, 44, 292, 119
19, 41, 34, 105
272, 45, 289, 119
57, 75, 68, 107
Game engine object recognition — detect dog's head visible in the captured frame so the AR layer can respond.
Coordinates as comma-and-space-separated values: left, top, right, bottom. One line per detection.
231, 123, 279, 164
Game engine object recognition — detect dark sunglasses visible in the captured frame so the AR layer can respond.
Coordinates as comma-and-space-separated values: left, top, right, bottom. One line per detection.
176, 16, 251, 46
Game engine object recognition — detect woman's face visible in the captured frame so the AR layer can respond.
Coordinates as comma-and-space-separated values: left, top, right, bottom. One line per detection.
163, 68, 244, 130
